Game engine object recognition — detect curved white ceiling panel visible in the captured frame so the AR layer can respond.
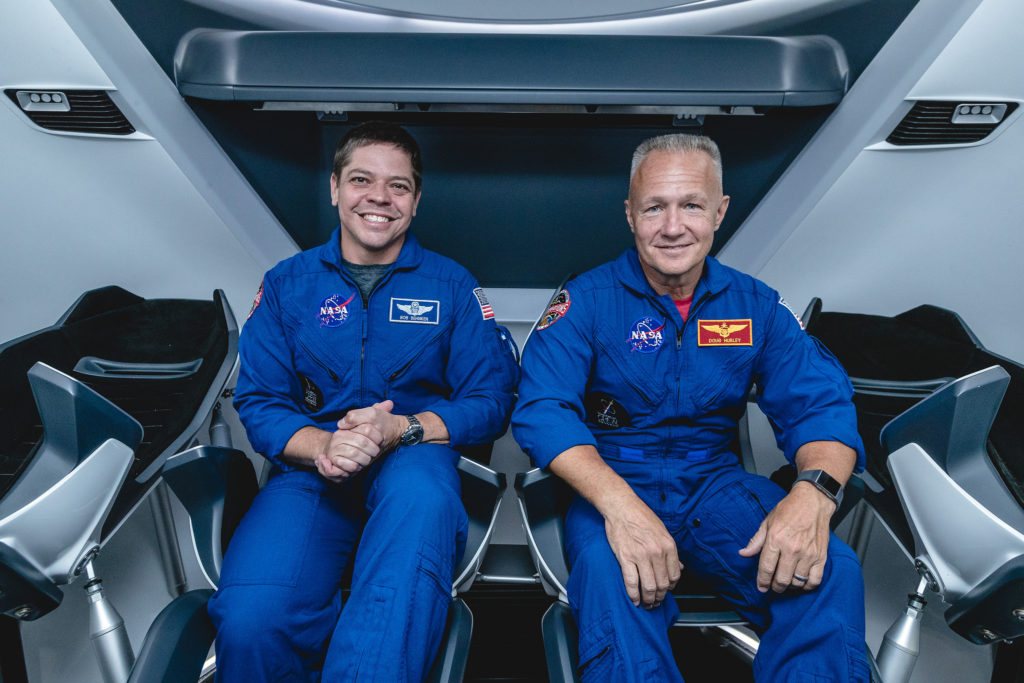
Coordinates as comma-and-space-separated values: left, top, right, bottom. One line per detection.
184, 0, 864, 33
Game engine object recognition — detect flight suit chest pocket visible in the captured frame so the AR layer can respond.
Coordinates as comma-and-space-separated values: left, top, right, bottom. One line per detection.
593, 324, 669, 410
286, 313, 358, 392
688, 347, 757, 414
381, 324, 449, 390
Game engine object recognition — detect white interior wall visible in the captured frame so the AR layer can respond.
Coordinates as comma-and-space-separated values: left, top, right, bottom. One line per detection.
726, 1, 1022, 679
0, 0, 297, 344
733, 0, 1024, 364
0, 2, 296, 681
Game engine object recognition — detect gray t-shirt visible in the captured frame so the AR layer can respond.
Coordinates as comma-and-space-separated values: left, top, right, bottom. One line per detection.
342, 259, 392, 306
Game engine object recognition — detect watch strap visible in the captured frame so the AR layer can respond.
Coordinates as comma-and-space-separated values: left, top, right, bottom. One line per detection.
400, 414, 423, 446
794, 469, 843, 510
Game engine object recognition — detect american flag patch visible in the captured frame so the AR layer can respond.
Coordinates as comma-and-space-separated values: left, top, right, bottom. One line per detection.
473, 287, 495, 320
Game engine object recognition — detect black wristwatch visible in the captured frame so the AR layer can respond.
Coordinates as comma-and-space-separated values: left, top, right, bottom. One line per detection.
794, 469, 843, 510
399, 415, 424, 446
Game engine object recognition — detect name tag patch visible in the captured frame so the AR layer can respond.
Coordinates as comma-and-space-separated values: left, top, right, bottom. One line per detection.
390, 298, 440, 325
698, 319, 753, 346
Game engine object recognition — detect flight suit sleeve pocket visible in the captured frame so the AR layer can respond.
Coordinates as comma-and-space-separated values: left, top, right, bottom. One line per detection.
491, 325, 521, 392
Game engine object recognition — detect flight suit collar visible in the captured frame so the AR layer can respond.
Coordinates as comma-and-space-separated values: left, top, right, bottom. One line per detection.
615, 249, 731, 306
693, 255, 731, 302
316, 226, 425, 273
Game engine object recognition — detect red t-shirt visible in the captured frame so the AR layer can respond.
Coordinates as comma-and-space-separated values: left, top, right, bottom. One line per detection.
674, 295, 693, 321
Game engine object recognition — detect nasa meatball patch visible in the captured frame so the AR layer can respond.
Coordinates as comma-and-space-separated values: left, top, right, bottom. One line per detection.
317, 293, 355, 328
627, 316, 665, 353
537, 289, 571, 330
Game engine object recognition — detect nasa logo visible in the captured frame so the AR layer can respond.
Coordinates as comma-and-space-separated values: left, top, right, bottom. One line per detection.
537, 289, 571, 331
627, 316, 665, 353
317, 293, 355, 328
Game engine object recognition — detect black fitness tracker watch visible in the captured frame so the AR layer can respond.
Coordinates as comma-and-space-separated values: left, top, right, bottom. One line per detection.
794, 469, 844, 510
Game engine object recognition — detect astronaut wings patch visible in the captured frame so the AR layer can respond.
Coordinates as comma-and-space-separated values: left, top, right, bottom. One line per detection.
390, 298, 440, 324
697, 319, 753, 346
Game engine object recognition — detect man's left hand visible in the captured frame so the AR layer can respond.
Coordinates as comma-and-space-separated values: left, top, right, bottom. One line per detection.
738, 482, 835, 593
337, 400, 406, 452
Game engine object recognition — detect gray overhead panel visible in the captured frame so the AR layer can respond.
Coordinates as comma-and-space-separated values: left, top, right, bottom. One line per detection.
299, 0, 722, 22
174, 31, 849, 114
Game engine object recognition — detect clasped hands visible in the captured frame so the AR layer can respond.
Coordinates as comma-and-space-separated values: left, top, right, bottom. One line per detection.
314, 400, 408, 483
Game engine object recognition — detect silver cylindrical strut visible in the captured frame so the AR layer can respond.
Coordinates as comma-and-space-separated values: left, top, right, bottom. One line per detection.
876, 576, 929, 683
209, 401, 232, 448
83, 562, 134, 683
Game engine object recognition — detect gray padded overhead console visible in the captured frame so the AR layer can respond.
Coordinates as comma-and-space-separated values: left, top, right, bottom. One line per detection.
174, 31, 849, 109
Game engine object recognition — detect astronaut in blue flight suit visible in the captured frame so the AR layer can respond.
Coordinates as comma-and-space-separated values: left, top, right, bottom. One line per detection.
208, 122, 517, 682
512, 134, 869, 682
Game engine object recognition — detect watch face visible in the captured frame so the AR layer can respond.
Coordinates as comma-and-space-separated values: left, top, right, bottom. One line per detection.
797, 470, 842, 504
817, 473, 841, 497
401, 417, 423, 446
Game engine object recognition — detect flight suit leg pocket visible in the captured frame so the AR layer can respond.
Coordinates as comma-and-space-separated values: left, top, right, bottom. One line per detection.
682, 478, 783, 610
577, 612, 660, 683
414, 537, 455, 600
218, 478, 320, 588
577, 613, 618, 682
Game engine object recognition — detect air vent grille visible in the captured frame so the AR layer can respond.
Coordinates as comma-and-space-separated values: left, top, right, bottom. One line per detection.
887, 101, 1017, 146
5, 89, 135, 136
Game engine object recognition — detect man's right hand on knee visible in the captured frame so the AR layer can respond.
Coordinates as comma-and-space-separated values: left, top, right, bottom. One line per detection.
549, 445, 682, 609
604, 498, 682, 609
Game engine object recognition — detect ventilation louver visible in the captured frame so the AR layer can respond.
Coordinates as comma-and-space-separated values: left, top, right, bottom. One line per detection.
887, 101, 1017, 146
5, 89, 135, 136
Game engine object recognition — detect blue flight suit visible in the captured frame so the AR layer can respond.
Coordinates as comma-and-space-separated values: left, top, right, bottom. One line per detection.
512, 249, 869, 682
209, 228, 517, 682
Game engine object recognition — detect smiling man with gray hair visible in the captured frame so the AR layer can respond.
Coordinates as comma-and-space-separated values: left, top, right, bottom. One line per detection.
513, 133, 869, 682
